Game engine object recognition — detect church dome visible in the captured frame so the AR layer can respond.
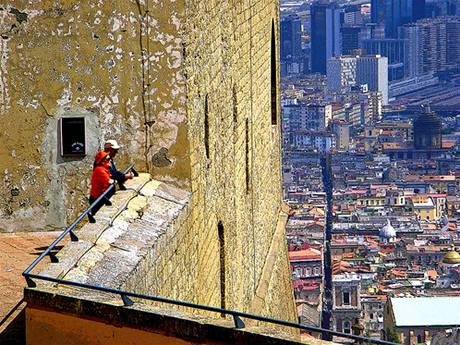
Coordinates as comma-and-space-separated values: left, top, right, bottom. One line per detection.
442, 249, 460, 265
413, 105, 442, 149
380, 219, 396, 239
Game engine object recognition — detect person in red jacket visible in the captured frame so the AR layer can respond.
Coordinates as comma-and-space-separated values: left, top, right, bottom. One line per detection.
89, 151, 114, 217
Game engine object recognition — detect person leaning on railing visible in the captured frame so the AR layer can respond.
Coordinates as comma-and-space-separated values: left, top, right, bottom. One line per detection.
89, 151, 115, 217
103, 139, 134, 184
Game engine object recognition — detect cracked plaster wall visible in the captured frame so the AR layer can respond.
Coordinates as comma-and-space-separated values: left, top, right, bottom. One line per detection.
0, 1, 190, 231
1, 0, 296, 325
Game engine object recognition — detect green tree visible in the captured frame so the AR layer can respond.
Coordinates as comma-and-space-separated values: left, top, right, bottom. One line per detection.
387, 327, 400, 343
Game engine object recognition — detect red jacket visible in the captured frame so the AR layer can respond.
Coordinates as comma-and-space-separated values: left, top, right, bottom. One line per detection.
90, 161, 112, 199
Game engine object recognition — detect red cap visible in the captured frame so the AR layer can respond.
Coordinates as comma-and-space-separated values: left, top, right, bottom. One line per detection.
94, 151, 110, 165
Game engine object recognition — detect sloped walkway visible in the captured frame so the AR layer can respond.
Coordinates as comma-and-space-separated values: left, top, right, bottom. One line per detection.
37, 173, 190, 293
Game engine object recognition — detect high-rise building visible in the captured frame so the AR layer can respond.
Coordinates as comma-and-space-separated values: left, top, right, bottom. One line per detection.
311, 1, 342, 74
398, 24, 424, 77
327, 56, 357, 92
400, 17, 460, 74
283, 100, 332, 132
327, 54, 388, 104
368, 91, 383, 123
371, 0, 414, 37
356, 55, 389, 105
361, 38, 409, 80
342, 26, 362, 55
344, 5, 363, 25
412, 0, 426, 21
281, 14, 302, 60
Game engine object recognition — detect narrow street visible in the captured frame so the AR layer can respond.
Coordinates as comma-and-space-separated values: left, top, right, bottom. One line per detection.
320, 153, 333, 341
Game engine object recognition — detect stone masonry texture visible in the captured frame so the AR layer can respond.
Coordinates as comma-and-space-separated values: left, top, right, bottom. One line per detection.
2, 0, 297, 327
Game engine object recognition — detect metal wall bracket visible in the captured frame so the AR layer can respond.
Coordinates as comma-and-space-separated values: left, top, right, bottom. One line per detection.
121, 295, 134, 307
233, 315, 245, 329
87, 213, 96, 224
49, 253, 59, 263
25, 276, 36, 288
69, 231, 79, 242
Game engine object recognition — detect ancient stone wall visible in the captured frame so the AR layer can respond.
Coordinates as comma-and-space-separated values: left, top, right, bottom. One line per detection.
3, 0, 296, 324
0, 1, 190, 231
183, 0, 287, 317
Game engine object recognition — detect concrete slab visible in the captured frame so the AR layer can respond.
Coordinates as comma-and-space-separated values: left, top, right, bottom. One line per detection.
0, 231, 64, 321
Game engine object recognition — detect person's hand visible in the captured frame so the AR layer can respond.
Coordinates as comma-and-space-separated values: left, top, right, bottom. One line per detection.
126, 171, 134, 179
109, 179, 115, 184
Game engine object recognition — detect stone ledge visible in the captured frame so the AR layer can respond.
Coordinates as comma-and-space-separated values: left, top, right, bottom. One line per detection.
33, 174, 191, 293
24, 288, 331, 345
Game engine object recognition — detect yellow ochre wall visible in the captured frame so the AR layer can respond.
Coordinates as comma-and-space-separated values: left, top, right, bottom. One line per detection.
26, 308, 213, 345
0, 0, 190, 231
6, 0, 297, 334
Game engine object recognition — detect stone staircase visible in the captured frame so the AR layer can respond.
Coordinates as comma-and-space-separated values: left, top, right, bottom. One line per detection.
38, 173, 191, 294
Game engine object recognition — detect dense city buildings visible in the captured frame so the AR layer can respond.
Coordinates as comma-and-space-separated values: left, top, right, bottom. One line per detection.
281, 1, 460, 343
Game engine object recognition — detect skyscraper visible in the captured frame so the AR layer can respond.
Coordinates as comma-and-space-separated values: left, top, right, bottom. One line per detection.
342, 26, 361, 55
371, 0, 414, 37
281, 14, 302, 60
361, 38, 409, 80
311, 1, 342, 74
356, 55, 389, 105
327, 56, 357, 92
400, 17, 460, 75
398, 24, 423, 77
412, 0, 426, 21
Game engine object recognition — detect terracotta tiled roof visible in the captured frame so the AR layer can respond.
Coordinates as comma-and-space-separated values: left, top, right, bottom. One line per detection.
289, 248, 322, 261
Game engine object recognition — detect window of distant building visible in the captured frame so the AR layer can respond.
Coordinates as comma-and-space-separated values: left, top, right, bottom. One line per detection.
306, 267, 311, 276
343, 291, 351, 305
314, 267, 320, 275
343, 320, 351, 334
295, 267, 301, 277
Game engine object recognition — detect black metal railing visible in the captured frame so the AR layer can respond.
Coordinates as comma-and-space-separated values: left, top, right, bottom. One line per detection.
23, 164, 136, 285
22, 164, 398, 345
